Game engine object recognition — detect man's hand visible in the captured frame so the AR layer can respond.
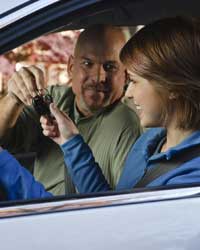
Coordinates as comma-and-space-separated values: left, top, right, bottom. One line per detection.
7, 66, 46, 106
40, 103, 79, 145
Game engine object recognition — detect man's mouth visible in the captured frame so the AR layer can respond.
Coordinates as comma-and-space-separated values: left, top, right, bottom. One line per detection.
83, 85, 110, 93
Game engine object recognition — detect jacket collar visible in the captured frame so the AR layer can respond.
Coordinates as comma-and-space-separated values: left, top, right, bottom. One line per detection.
142, 128, 200, 161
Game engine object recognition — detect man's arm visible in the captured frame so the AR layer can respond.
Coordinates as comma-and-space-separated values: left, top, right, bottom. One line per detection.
0, 66, 45, 139
0, 94, 24, 137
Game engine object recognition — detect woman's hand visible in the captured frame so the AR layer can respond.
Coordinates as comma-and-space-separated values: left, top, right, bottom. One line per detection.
40, 103, 79, 145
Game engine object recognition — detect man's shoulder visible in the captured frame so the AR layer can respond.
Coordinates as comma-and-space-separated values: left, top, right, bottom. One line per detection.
47, 85, 75, 109
48, 85, 73, 98
105, 101, 140, 126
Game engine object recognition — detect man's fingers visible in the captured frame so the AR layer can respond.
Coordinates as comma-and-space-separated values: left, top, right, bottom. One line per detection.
7, 65, 46, 107
18, 67, 38, 96
28, 66, 46, 91
8, 77, 31, 105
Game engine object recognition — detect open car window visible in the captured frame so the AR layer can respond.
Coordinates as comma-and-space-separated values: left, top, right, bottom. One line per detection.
1, 1, 200, 248
0, 0, 200, 195
0, 0, 200, 198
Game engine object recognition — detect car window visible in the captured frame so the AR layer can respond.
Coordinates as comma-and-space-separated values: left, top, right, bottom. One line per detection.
0, 0, 200, 209
0, 0, 60, 29
0, 30, 81, 95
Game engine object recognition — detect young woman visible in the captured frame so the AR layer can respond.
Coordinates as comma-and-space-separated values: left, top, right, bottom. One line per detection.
1, 16, 200, 199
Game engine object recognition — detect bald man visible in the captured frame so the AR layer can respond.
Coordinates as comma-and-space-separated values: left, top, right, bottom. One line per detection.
0, 25, 141, 196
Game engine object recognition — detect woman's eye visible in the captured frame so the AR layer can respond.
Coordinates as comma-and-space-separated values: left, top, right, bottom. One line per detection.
128, 76, 136, 83
127, 73, 137, 84
130, 79, 137, 84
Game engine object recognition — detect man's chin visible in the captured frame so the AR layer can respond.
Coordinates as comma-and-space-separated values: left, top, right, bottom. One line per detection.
84, 98, 108, 111
79, 94, 111, 114
86, 104, 105, 113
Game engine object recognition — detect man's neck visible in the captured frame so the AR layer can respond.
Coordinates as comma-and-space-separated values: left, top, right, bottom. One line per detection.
75, 99, 94, 118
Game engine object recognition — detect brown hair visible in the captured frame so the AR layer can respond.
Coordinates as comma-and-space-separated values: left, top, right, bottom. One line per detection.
120, 16, 200, 130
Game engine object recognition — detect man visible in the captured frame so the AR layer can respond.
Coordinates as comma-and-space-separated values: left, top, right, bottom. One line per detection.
0, 25, 141, 196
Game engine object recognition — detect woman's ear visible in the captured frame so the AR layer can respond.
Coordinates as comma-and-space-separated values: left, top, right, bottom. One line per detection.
67, 55, 74, 77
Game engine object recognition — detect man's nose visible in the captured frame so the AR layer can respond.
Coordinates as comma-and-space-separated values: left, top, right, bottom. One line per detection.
96, 65, 106, 82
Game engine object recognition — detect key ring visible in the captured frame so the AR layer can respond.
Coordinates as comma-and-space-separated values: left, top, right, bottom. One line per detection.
32, 88, 53, 116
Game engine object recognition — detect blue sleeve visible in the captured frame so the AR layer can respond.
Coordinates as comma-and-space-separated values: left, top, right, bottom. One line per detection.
61, 135, 111, 193
0, 150, 52, 200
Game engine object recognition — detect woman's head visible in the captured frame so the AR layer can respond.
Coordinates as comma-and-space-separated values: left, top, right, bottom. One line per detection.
120, 16, 200, 130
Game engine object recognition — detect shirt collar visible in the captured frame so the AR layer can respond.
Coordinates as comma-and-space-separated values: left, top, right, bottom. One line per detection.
73, 99, 122, 123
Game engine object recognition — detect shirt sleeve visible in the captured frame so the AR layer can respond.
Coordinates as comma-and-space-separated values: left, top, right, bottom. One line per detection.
0, 106, 42, 154
61, 135, 112, 193
0, 150, 52, 200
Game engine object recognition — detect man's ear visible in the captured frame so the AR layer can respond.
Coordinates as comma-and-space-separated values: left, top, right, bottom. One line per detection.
67, 55, 74, 77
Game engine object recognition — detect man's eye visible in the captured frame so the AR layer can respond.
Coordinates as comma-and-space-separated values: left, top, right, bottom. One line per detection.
103, 63, 117, 72
82, 60, 93, 67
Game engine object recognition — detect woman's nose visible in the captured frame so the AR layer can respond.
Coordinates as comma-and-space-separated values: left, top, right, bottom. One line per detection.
125, 83, 135, 98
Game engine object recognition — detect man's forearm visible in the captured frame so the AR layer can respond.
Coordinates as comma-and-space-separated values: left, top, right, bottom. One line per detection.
0, 94, 24, 137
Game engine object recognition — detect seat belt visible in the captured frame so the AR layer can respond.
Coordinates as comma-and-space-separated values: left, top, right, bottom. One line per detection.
135, 146, 200, 188
64, 164, 76, 195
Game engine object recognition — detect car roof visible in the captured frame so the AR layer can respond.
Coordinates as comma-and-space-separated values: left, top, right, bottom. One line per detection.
0, 0, 200, 54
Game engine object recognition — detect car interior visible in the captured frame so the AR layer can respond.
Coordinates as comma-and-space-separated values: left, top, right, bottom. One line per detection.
1, 0, 200, 215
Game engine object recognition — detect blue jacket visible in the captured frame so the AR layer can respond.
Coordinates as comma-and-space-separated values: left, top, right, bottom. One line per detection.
0, 150, 52, 200
62, 128, 200, 193
1, 128, 200, 199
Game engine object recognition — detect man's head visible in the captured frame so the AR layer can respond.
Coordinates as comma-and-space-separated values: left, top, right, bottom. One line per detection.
68, 24, 128, 116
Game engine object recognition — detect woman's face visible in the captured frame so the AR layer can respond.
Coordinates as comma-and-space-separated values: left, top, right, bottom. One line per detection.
127, 70, 165, 128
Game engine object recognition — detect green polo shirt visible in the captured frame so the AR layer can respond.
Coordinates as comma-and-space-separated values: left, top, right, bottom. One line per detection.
1, 86, 142, 195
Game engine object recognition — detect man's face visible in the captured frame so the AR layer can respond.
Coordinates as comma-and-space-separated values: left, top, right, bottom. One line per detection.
68, 33, 127, 115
